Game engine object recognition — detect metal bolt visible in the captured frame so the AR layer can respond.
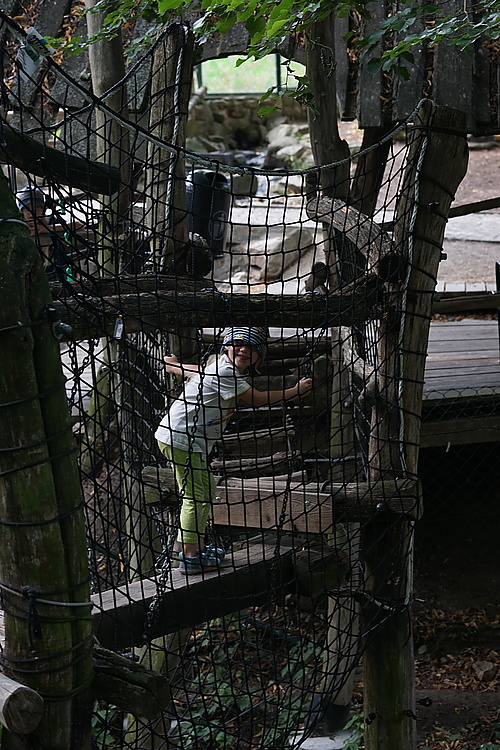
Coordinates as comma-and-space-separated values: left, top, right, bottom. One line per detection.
52, 321, 73, 340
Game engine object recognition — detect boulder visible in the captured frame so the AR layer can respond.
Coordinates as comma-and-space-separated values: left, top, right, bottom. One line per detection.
250, 226, 315, 281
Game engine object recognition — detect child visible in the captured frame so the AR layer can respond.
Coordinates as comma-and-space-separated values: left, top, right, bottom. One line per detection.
155, 327, 313, 575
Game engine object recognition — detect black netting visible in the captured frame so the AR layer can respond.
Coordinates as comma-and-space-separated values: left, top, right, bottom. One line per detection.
0, 12, 497, 750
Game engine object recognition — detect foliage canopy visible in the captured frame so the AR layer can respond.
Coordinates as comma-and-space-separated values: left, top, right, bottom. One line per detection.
53, 0, 500, 109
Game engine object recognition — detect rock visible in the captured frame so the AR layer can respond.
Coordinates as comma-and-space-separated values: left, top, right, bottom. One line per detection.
234, 123, 266, 149
274, 142, 314, 170
277, 174, 307, 195
186, 135, 220, 153
262, 122, 313, 170
262, 137, 298, 169
230, 173, 259, 197
472, 660, 497, 682
250, 226, 315, 281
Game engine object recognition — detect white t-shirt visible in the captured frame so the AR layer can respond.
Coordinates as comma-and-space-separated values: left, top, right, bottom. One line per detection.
155, 354, 251, 454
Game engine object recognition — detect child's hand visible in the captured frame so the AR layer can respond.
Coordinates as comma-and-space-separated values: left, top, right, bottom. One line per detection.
296, 377, 313, 396
164, 355, 180, 373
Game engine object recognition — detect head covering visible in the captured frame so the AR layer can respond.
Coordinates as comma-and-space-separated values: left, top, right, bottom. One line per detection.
222, 327, 268, 359
16, 186, 46, 212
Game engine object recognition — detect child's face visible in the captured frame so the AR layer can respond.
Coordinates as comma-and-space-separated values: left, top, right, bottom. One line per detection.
226, 342, 260, 373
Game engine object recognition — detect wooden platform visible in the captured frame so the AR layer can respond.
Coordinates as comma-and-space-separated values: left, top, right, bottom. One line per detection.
0, 538, 347, 651
421, 320, 500, 447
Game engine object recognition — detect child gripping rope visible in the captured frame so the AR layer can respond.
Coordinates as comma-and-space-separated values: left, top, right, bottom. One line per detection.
155, 327, 313, 575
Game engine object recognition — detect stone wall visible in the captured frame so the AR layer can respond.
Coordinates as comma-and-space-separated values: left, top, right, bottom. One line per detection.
186, 88, 308, 152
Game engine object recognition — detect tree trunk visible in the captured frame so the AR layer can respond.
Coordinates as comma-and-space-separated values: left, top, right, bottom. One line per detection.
84, 1, 132, 476
363, 103, 469, 750
0, 176, 92, 749
125, 25, 196, 748
306, 14, 350, 200
146, 23, 193, 273
86, 0, 131, 273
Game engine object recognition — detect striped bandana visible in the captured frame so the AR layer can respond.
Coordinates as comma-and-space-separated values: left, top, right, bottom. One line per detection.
221, 327, 268, 359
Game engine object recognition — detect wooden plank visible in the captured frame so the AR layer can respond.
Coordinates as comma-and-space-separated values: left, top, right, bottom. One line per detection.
212, 477, 422, 531
433, 3, 474, 128
211, 451, 291, 478
92, 538, 296, 649
393, 14, 426, 120
423, 385, 500, 401
357, 2, 386, 127
334, 13, 357, 121
428, 320, 497, 343
425, 361, 500, 377
473, 37, 493, 128
420, 414, 500, 447
425, 347, 498, 362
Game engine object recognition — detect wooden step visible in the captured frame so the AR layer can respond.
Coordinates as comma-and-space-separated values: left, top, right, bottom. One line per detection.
212, 477, 422, 531
211, 451, 293, 478
219, 426, 295, 457
92, 536, 333, 650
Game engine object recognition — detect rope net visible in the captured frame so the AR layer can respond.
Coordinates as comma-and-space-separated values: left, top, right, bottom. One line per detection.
0, 13, 479, 749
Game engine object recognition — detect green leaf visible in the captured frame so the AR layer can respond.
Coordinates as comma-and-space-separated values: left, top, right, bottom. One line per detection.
245, 15, 266, 36
258, 104, 279, 116
400, 50, 414, 63
366, 57, 383, 74
267, 18, 290, 37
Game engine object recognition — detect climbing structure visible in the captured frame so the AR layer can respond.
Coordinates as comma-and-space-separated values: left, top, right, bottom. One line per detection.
0, 14, 469, 750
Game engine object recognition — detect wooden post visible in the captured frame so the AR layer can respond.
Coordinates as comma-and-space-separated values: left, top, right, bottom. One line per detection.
0, 176, 93, 749
305, 22, 373, 718
124, 25, 196, 749
362, 102, 469, 750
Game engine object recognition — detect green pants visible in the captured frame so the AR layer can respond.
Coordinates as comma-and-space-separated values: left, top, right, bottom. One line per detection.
157, 441, 215, 547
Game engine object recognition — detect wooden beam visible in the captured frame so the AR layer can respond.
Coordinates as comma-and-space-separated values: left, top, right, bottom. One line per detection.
92, 538, 296, 650
141, 466, 177, 507
0, 121, 120, 195
294, 548, 349, 598
432, 291, 500, 314
49, 273, 216, 301
93, 646, 170, 719
0, 673, 44, 734
49, 286, 379, 340
306, 196, 394, 269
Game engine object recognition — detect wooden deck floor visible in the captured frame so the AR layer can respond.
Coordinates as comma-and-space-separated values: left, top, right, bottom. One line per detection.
421, 319, 500, 447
